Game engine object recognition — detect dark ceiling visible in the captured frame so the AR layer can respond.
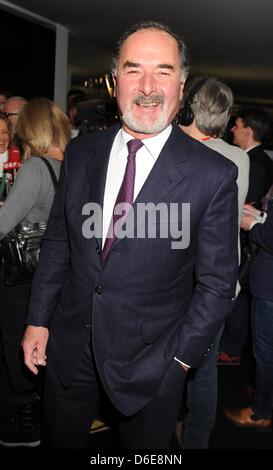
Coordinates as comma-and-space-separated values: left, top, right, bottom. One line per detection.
2, 0, 273, 106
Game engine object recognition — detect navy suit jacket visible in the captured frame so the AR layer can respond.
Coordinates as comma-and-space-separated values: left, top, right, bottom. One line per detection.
27, 124, 238, 416
250, 203, 273, 301
246, 145, 273, 207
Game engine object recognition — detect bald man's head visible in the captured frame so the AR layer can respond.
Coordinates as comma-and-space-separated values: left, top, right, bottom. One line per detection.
3, 96, 27, 134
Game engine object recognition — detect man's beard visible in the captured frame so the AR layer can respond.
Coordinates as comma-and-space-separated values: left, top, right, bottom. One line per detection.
121, 94, 169, 134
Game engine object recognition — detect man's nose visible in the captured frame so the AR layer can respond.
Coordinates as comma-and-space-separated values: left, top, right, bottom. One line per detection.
139, 73, 157, 95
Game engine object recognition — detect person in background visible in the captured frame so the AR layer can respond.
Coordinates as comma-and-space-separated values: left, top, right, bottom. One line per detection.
219, 107, 273, 365
0, 114, 10, 180
66, 89, 87, 138
22, 21, 238, 449
0, 113, 11, 420
3, 96, 27, 159
3, 96, 27, 138
66, 88, 87, 109
232, 107, 273, 207
66, 89, 86, 136
224, 199, 273, 431
0, 98, 71, 448
0, 89, 12, 112
179, 76, 249, 448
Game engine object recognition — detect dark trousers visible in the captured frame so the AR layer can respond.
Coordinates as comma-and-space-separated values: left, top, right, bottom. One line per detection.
220, 289, 250, 356
182, 326, 223, 449
252, 297, 273, 420
44, 335, 186, 449
0, 268, 39, 405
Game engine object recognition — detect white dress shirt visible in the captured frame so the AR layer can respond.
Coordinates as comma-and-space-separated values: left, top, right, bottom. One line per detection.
102, 125, 172, 244
246, 145, 260, 153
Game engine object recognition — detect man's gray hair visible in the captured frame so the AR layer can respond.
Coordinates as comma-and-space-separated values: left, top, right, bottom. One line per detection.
186, 77, 233, 137
112, 21, 189, 81
6, 96, 27, 104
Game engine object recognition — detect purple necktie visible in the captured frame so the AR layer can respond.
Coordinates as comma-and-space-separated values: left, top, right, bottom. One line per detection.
102, 139, 143, 261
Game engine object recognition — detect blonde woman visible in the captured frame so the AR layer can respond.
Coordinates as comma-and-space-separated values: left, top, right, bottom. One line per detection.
0, 98, 70, 448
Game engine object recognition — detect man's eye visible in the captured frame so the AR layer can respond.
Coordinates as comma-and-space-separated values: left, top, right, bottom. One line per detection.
158, 71, 170, 76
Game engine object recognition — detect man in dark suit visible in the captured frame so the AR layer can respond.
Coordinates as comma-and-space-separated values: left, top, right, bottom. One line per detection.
231, 107, 273, 208
219, 107, 273, 364
224, 201, 273, 431
22, 21, 238, 449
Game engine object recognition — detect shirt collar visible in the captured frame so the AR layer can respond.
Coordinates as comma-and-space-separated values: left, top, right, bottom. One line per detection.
121, 125, 172, 160
246, 144, 261, 152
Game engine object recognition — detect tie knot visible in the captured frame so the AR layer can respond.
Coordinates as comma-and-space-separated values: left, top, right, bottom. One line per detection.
127, 139, 143, 157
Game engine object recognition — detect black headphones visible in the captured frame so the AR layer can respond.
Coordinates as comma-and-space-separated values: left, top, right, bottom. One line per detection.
179, 76, 209, 126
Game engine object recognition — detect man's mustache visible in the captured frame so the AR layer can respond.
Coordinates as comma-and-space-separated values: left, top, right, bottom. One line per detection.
133, 95, 164, 105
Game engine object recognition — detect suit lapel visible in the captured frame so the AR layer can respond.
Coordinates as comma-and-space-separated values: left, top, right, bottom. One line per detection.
135, 126, 189, 205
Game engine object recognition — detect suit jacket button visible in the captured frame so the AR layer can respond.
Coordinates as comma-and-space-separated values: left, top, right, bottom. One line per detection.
95, 286, 103, 295
96, 246, 101, 255
86, 323, 91, 329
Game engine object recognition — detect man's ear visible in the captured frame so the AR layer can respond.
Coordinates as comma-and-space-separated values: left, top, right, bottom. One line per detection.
112, 73, 117, 98
246, 126, 254, 139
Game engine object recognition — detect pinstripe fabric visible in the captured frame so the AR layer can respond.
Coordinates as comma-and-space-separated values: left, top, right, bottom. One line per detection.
102, 139, 143, 260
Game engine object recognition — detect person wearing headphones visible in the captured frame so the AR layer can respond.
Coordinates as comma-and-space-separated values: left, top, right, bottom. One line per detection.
178, 76, 249, 448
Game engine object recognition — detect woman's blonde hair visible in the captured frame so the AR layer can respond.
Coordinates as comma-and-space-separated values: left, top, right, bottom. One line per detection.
15, 97, 71, 158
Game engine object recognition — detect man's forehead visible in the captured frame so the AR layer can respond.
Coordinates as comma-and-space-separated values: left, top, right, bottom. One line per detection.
5, 101, 22, 111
